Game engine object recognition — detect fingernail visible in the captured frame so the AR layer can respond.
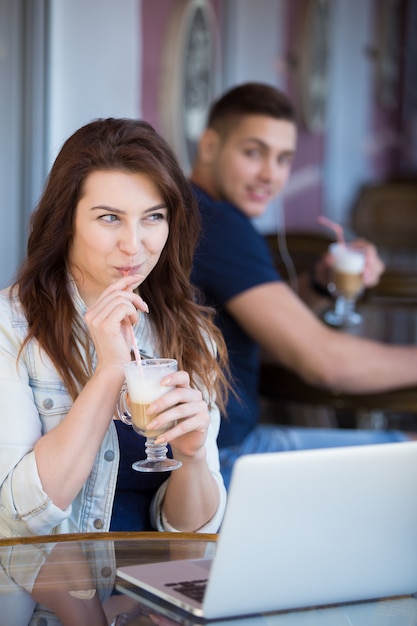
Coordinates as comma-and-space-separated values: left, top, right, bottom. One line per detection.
140, 298, 149, 313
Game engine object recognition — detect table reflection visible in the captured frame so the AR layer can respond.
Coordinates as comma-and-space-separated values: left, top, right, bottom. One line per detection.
0, 534, 212, 625
0, 534, 416, 625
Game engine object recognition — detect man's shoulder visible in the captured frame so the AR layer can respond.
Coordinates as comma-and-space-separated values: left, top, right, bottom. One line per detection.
192, 185, 254, 231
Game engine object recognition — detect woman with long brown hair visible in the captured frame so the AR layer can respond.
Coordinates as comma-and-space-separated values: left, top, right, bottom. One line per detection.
0, 118, 229, 536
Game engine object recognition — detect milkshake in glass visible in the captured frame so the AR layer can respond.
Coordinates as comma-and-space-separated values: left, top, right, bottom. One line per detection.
324, 243, 366, 327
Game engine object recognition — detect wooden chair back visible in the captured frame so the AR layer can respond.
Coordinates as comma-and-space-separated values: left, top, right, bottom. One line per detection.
351, 182, 417, 300
351, 182, 417, 249
264, 231, 335, 281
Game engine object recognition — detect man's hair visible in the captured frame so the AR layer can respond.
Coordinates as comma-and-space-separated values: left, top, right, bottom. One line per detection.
207, 82, 296, 135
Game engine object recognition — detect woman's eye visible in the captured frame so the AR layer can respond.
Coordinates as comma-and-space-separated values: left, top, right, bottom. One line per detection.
100, 214, 119, 223
145, 212, 167, 223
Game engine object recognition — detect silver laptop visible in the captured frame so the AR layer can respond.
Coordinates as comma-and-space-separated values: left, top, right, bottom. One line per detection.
117, 442, 417, 620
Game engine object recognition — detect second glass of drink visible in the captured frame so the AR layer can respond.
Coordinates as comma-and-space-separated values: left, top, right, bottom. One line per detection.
324, 243, 366, 327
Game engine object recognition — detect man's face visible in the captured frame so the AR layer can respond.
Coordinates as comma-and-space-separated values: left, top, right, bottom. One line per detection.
209, 115, 297, 218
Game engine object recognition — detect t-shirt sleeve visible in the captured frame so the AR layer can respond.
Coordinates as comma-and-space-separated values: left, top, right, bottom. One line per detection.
192, 200, 281, 307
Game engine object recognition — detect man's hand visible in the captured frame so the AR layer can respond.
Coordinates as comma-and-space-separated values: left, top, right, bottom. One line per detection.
315, 238, 385, 290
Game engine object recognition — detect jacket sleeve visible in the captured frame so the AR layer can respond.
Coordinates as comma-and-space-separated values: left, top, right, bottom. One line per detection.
0, 296, 70, 537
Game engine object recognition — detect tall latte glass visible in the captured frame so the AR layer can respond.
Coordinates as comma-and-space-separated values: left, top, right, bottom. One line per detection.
324, 243, 366, 327
116, 358, 182, 472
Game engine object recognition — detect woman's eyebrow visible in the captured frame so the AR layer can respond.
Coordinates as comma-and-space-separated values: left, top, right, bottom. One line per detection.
89, 203, 167, 214
90, 205, 123, 213
143, 203, 167, 213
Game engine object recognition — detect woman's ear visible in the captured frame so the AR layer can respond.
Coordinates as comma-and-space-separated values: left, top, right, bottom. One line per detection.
197, 128, 220, 164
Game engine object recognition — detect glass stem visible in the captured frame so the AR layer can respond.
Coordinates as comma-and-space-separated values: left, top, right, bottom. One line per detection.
145, 438, 169, 462
335, 295, 355, 321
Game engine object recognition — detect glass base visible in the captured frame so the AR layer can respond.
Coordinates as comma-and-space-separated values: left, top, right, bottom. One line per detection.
323, 294, 363, 328
323, 308, 363, 327
132, 438, 182, 472
132, 458, 182, 473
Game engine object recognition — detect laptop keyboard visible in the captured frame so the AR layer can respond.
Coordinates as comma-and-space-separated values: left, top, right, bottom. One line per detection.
165, 578, 208, 602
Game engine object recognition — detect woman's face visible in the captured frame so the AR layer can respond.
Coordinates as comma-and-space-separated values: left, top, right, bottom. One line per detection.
68, 170, 169, 306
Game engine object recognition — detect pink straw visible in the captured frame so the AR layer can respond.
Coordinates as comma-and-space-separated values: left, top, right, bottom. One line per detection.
122, 270, 142, 365
128, 324, 142, 365
317, 216, 345, 245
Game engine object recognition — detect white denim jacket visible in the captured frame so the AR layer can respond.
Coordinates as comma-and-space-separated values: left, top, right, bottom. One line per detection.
0, 284, 226, 538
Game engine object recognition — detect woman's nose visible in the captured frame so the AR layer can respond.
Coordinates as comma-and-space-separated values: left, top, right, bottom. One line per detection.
119, 226, 141, 254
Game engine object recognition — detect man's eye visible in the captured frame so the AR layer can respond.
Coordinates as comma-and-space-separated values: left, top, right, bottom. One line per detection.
278, 155, 294, 166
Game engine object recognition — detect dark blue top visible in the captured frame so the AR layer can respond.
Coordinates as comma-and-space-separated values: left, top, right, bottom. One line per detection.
191, 185, 281, 448
110, 420, 171, 530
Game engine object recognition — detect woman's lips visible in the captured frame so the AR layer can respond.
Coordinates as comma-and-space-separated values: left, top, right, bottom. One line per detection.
116, 265, 142, 276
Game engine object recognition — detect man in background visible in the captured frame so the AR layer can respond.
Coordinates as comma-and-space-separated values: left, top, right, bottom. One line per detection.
190, 82, 417, 488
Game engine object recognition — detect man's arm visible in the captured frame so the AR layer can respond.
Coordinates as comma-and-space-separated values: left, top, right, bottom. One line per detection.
226, 281, 417, 394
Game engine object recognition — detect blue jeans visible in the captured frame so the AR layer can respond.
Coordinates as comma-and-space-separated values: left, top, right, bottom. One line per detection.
219, 424, 409, 490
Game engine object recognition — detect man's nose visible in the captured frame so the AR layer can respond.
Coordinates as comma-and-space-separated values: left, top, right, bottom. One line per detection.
259, 158, 278, 182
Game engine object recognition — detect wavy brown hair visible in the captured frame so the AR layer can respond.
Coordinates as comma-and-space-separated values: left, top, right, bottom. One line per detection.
13, 118, 230, 410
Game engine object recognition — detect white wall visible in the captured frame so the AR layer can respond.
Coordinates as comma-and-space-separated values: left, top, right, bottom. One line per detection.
222, 0, 287, 234
47, 0, 142, 165
323, 0, 373, 228
0, 0, 25, 288
222, 0, 283, 88
222, 0, 376, 236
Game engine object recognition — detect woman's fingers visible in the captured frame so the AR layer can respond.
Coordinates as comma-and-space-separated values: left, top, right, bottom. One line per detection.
86, 286, 148, 321
84, 276, 149, 365
144, 378, 210, 447
86, 294, 141, 329
85, 276, 148, 331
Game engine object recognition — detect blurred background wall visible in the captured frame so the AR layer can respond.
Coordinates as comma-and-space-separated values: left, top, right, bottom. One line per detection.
0, 0, 416, 288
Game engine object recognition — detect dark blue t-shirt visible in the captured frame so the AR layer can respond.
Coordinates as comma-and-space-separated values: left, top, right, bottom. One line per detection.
191, 185, 281, 448
110, 420, 171, 530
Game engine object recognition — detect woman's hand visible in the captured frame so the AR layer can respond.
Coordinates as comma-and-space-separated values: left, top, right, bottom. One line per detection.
34, 275, 149, 511
144, 370, 210, 461
84, 274, 148, 369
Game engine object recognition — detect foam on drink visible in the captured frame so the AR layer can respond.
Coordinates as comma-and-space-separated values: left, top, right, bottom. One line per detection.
329, 244, 365, 298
